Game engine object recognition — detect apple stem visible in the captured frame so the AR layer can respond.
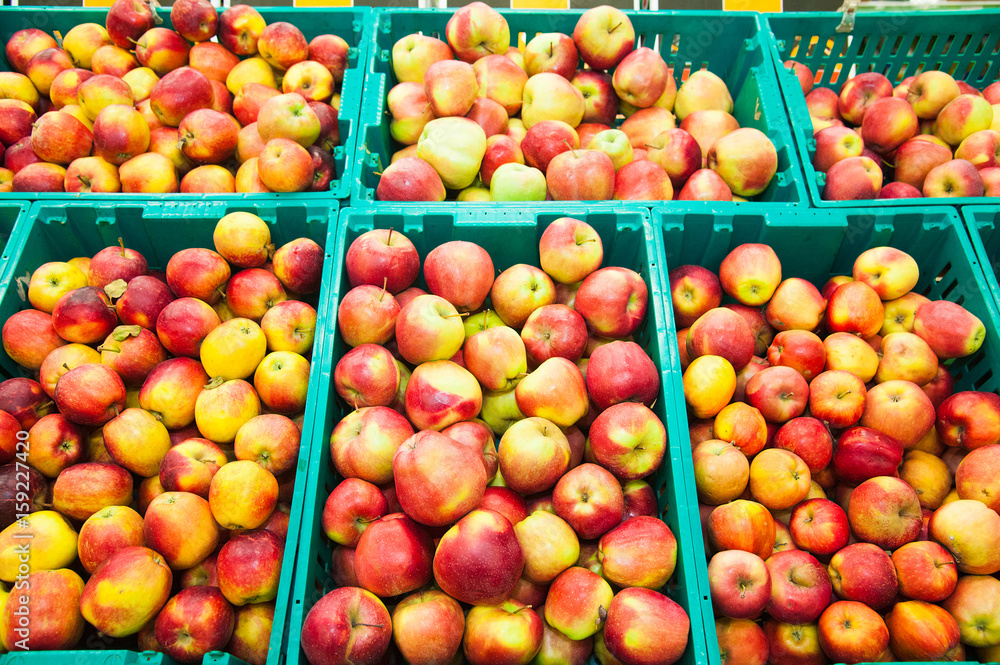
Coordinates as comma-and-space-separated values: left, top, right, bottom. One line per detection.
515, 372, 528, 379
576, 238, 596, 246
118, 237, 126, 259
97, 346, 120, 354
562, 139, 579, 159
62, 363, 71, 372
512, 605, 533, 614
387, 227, 394, 245
598, 605, 608, 622
611, 21, 622, 32
379, 277, 388, 302
444, 312, 470, 319
351, 622, 385, 629
548, 43, 553, 57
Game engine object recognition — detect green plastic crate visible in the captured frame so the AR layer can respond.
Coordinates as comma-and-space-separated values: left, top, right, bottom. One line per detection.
0, 199, 339, 665
962, 206, 1000, 317
351, 8, 806, 208
653, 203, 1000, 665
284, 205, 715, 665
764, 10, 1000, 208
0, 202, 29, 280
0, 6, 371, 202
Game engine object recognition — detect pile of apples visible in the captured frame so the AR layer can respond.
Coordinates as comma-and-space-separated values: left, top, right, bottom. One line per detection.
377, 2, 779, 203
0, 211, 323, 662
0, 0, 349, 193
299, 218, 690, 665
786, 59, 1000, 199
670, 243, 1000, 662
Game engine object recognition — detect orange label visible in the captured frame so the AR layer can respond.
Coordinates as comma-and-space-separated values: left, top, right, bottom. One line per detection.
83, 0, 116, 6
723, 0, 782, 10
296, 0, 353, 5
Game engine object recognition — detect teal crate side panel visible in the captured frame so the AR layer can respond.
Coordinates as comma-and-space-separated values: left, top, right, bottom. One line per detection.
963, 206, 1000, 317
764, 10, 1000, 208
0, 202, 30, 281
655, 204, 1000, 665
0, 199, 338, 665
352, 9, 805, 209
0, 7, 371, 202
285, 206, 714, 665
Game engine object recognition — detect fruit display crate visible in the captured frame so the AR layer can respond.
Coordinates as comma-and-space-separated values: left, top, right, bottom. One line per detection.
763, 10, 1000, 207
350, 8, 807, 208
0, 199, 339, 665
652, 203, 1000, 665
962, 206, 1000, 317
0, 6, 372, 202
283, 206, 716, 665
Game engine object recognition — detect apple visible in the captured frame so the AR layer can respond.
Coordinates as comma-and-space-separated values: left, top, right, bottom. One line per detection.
522, 32, 577, 80
817, 600, 889, 664
688, 307, 754, 370
300, 587, 391, 665
598, 516, 676, 590
445, 1, 509, 64
891, 540, 957, 602
614, 159, 673, 200
893, 138, 953, 190
392, 590, 465, 665
681, 110, 740, 164
612, 47, 668, 109
806, 370, 866, 430
913, 300, 986, 359
675, 70, 734, 120
552, 463, 624, 540
838, 73, 892, 124
491, 264, 556, 329
764, 550, 833, 625
80, 546, 173, 638
861, 97, 919, 154
572, 5, 634, 70
603, 587, 689, 665
936, 93, 994, 146
645, 128, 701, 189
6, 29, 59, 74
716, 618, 768, 665
823, 332, 879, 382
0, 103, 38, 151
394, 430, 487, 526
473, 54, 528, 116
433, 509, 524, 606
692, 439, 749, 505
929, 499, 1000, 574
158, 438, 226, 497
464, 600, 543, 665
521, 73, 586, 129
377, 155, 447, 201
708, 128, 778, 197
677, 168, 732, 201
354, 512, 434, 598
923, 158, 985, 197
1, 568, 85, 651
404, 359, 482, 430
330, 406, 414, 486
708, 549, 771, 619
942, 574, 1000, 647
91, 45, 140, 79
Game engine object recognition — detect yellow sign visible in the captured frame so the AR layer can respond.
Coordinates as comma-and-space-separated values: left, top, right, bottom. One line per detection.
512, 0, 570, 8
83, 0, 115, 6
296, 0, 353, 5
723, 0, 782, 11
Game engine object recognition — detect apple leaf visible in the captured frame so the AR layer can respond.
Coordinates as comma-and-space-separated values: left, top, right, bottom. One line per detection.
14, 273, 29, 302
105, 279, 128, 300
112, 325, 142, 342
203, 376, 225, 390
